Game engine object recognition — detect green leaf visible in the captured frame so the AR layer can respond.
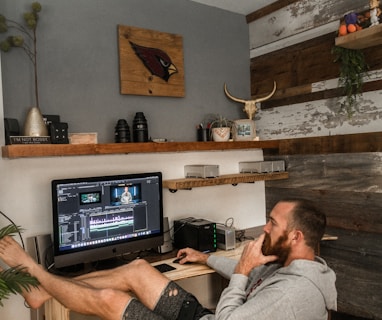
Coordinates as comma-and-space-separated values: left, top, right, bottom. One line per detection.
0, 267, 39, 307
0, 225, 23, 239
332, 45, 369, 116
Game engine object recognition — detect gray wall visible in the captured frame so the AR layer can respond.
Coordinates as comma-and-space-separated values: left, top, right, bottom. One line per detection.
1, 0, 250, 142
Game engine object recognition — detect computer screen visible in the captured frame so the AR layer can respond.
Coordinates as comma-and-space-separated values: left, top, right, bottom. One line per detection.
51, 172, 163, 268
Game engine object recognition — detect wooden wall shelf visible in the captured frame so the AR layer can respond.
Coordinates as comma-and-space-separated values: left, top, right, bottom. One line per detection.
163, 172, 289, 192
1, 141, 280, 159
335, 24, 382, 49
3, 132, 382, 159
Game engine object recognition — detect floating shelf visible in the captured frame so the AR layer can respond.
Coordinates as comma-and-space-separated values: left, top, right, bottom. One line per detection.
163, 172, 289, 192
1, 141, 280, 159
335, 23, 382, 49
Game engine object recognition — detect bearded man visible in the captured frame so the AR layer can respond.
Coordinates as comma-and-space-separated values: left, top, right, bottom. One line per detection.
0, 198, 337, 320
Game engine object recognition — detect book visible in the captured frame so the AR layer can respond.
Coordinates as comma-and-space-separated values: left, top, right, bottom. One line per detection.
9, 136, 51, 145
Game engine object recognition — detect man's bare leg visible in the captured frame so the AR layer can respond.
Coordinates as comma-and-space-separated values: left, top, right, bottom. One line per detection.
0, 236, 170, 319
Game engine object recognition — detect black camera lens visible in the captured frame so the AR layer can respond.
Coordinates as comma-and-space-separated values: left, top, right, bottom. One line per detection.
115, 119, 131, 143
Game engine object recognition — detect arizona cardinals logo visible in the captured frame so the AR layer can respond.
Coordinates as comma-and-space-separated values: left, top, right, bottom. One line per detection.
129, 41, 178, 82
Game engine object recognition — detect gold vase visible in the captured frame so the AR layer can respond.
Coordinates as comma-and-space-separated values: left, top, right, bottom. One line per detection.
23, 107, 48, 136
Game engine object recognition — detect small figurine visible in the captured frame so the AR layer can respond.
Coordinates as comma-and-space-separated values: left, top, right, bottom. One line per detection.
370, 0, 381, 26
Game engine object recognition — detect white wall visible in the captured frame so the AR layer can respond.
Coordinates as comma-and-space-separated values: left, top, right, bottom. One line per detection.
0, 147, 265, 319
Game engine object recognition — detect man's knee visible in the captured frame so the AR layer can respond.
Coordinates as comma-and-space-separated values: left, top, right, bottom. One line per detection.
126, 258, 151, 271
98, 288, 131, 318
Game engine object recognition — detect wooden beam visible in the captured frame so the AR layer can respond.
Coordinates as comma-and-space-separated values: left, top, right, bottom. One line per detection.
263, 132, 382, 155
246, 0, 301, 24
261, 79, 382, 109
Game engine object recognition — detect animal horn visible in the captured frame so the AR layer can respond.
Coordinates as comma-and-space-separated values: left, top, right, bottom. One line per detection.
224, 81, 277, 104
254, 81, 277, 103
224, 83, 247, 104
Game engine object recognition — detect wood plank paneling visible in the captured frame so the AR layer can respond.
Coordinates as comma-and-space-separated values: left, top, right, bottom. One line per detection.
263, 132, 382, 155
251, 32, 382, 108
264, 151, 382, 318
321, 227, 382, 319
246, 0, 300, 23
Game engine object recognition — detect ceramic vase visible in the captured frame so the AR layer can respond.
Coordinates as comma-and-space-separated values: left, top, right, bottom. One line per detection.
23, 106, 48, 136
212, 127, 230, 142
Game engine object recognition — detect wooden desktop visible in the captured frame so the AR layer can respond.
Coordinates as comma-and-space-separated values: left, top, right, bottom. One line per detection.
44, 241, 247, 320
43, 227, 336, 320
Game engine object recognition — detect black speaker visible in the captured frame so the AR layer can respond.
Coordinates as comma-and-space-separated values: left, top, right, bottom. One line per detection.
4, 118, 20, 145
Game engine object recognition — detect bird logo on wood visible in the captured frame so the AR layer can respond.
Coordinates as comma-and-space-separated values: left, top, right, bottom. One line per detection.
129, 41, 178, 82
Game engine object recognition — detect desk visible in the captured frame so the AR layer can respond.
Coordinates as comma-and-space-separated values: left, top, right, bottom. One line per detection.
44, 230, 337, 319
44, 242, 247, 320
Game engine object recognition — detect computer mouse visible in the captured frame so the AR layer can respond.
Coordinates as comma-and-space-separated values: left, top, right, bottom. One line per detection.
173, 255, 191, 264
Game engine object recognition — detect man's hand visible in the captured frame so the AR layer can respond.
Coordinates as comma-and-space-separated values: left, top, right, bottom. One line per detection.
234, 233, 278, 276
175, 247, 210, 265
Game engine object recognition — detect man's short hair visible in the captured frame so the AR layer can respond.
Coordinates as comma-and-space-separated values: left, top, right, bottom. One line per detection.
281, 199, 326, 249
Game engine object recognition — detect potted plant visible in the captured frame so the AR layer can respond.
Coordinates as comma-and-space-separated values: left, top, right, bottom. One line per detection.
208, 114, 234, 142
0, 225, 39, 307
0, 2, 48, 136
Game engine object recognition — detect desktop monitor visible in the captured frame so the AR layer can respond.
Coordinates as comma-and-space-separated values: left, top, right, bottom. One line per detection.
51, 172, 164, 269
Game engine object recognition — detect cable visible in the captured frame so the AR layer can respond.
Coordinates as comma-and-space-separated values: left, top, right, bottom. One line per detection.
224, 217, 234, 228
0, 210, 25, 249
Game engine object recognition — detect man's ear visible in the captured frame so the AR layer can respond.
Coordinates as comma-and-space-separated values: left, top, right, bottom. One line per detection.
292, 230, 304, 242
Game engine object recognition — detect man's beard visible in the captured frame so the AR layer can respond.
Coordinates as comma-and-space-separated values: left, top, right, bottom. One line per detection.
262, 232, 291, 265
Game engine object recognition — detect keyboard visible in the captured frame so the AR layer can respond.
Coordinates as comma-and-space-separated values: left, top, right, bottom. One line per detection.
154, 263, 176, 273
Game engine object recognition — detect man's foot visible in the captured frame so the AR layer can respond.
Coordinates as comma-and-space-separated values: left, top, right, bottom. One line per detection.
0, 236, 35, 269
0, 236, 52, 308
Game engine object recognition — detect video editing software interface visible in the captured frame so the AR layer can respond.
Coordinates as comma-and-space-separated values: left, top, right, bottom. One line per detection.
54, 174, 162, 255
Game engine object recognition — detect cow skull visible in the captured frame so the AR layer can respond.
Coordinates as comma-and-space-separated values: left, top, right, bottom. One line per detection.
224, 81, 277, 120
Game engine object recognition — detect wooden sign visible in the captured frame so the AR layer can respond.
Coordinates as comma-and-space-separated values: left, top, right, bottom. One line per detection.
118, 25, 185, 97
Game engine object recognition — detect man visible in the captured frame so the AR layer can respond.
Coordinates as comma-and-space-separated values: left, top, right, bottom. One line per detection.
120, 186, 132, 204
0, 198, 337, 320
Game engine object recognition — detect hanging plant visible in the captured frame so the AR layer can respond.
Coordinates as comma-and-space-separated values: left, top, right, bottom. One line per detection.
332, 46, 369, 116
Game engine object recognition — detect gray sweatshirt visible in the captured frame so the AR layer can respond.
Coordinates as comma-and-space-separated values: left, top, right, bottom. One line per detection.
202, 255, 337, 320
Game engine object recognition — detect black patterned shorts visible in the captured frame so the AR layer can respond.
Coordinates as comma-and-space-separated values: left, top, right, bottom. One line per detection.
122, 281, 213, 320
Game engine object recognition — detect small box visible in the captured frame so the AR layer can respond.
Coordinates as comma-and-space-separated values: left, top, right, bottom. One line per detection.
184, 165, 219, 178
239, 160, 285, 173
272, 160, 285, 172
69, 133, 98, 144
216, 225, 236, 250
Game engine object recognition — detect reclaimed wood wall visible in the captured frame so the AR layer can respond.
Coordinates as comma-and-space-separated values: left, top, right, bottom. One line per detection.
248, 0, 382, 108
246, 1, 382, 317
251, 34, 382, 109
263, 134, 382, 319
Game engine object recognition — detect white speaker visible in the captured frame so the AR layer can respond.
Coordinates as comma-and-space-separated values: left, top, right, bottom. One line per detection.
216, 225, 236, 250
27, 234, 52, 268
158, 217, 173, 253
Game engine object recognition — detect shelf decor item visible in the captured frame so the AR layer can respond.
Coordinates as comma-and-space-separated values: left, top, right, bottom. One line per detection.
224, 82, 276, 120
0, 2, 48, 136
224, 82, 276, 141
118, 25, 185, 97
208, 114, 233, 142
0, 225, 39, 307
232, 118, 256, 141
